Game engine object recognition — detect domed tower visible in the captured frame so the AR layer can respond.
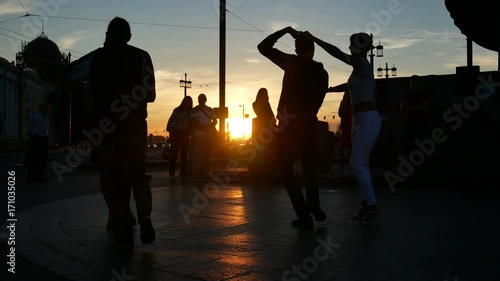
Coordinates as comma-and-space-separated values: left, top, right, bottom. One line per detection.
16, 31, 71, 147
22, 32, 63, 83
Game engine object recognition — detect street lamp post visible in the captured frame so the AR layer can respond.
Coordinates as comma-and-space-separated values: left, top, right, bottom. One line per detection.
377, 62, 398, 79
369, 33, 384, 73
179, 73, 192, 97
239, 104, 245, 141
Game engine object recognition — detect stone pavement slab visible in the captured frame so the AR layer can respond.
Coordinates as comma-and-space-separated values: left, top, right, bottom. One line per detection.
2, 180, 500, 281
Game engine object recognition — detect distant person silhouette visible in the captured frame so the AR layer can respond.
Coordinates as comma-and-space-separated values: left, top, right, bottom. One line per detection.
400, 75, 430, 153
89, 17, 156, 248
338, 89, 353, 174
252, 88, 276, 126
306, 31, 381, 225
189, 94, 217, 180
327, 85, 353, 175
258, 27, 329, 230
251, 87, 277, 179
0, 112, 3, 152
27, 103, 49, 183
373, 80, 394, 170
166, 96, 193, 182
0, 111, 3, 137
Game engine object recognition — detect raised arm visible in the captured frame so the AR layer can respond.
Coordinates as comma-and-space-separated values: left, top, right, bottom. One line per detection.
303, 32, 354, 66
258, 26, 297, 68
258, 26, 297, 55
327, 83, 348, 93
141, 50, 156, 103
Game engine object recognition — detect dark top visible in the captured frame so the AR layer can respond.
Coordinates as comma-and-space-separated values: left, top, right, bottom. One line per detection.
403, 89, 430, 125
167, 107, 191, 132
338, 92, 352, 130
89, 43, 156, 129
258, 41, 329, 121
252, 100, 275, 121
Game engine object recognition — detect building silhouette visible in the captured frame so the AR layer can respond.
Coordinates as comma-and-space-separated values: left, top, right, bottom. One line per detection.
0, 32, 70, 150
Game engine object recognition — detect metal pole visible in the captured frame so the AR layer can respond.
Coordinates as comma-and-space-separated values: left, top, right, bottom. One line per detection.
18, 68, 24, 150
466, 38, 473, 67
242, 104, 245, 141
497, 17, 500, 74
370, 33, 374, 73
69, 90, 72, 147
219, 0, 226, 145
184, 73, 187, 97
385, 62, 389, 79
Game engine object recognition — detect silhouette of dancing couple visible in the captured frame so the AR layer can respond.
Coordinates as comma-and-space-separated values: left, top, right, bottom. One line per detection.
259, 26, 381, 229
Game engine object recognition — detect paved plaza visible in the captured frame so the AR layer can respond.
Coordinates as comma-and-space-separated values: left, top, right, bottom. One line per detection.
1, 150, 499, 281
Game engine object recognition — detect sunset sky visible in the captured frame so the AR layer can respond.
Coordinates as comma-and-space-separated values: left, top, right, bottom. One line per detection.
1, 0, 497, 139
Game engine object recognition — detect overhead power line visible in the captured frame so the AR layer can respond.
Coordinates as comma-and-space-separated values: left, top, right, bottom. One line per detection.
17, 0, 30, 15
0, 14, 29, 24
28, 14, 257, 32
0, 31, 25, 42
20, 14, 464, 40
226, 9, 350, 73
0, 12, 468, 72
384, 45, 465, 60
0, 26, 85, 58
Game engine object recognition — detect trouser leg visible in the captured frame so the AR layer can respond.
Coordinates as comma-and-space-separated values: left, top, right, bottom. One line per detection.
191, 135, 202, 178
100, 163, 132, 241
169, 133, 180, 177
202, 137, 213, 178
180, 132, 189, 175
278, 130, 310, 221
38, 137, 48, 179
27, 136, 37, 180
351, 112, 381, 206
300, 121, 319, 210
130, 159, 152, 219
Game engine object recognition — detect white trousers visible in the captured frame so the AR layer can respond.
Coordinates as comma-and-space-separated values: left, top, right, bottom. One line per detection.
350, 110, 381, 205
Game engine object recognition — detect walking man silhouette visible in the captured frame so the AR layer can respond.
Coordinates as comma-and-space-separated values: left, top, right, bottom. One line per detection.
89, 17, 156, 248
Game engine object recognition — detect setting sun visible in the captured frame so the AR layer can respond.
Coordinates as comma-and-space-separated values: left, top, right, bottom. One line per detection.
227, 117, 254, 141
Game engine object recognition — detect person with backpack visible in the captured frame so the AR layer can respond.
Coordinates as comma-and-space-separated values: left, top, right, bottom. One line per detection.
189, 94, 217, 181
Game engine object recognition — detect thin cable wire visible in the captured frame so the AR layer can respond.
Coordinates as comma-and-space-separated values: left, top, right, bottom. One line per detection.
226, 9, 293, 51
0, 13, 468, 71
0, 26, 86, 57
21, 14, 465, 40
225, 10, 266, 35
28, 14, 258, 32
0, 31, 25, 42
17, 0, 30, 15
313, 33, 465, 40
226, 10, 351, 73
0, 14, 29, 24
383, 45, 465, 60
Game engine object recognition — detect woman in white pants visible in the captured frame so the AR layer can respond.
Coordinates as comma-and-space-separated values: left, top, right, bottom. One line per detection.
306, 31, 381, 224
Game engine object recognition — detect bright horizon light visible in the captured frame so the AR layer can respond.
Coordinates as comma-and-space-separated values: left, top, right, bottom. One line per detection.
226, 117, 253, 141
